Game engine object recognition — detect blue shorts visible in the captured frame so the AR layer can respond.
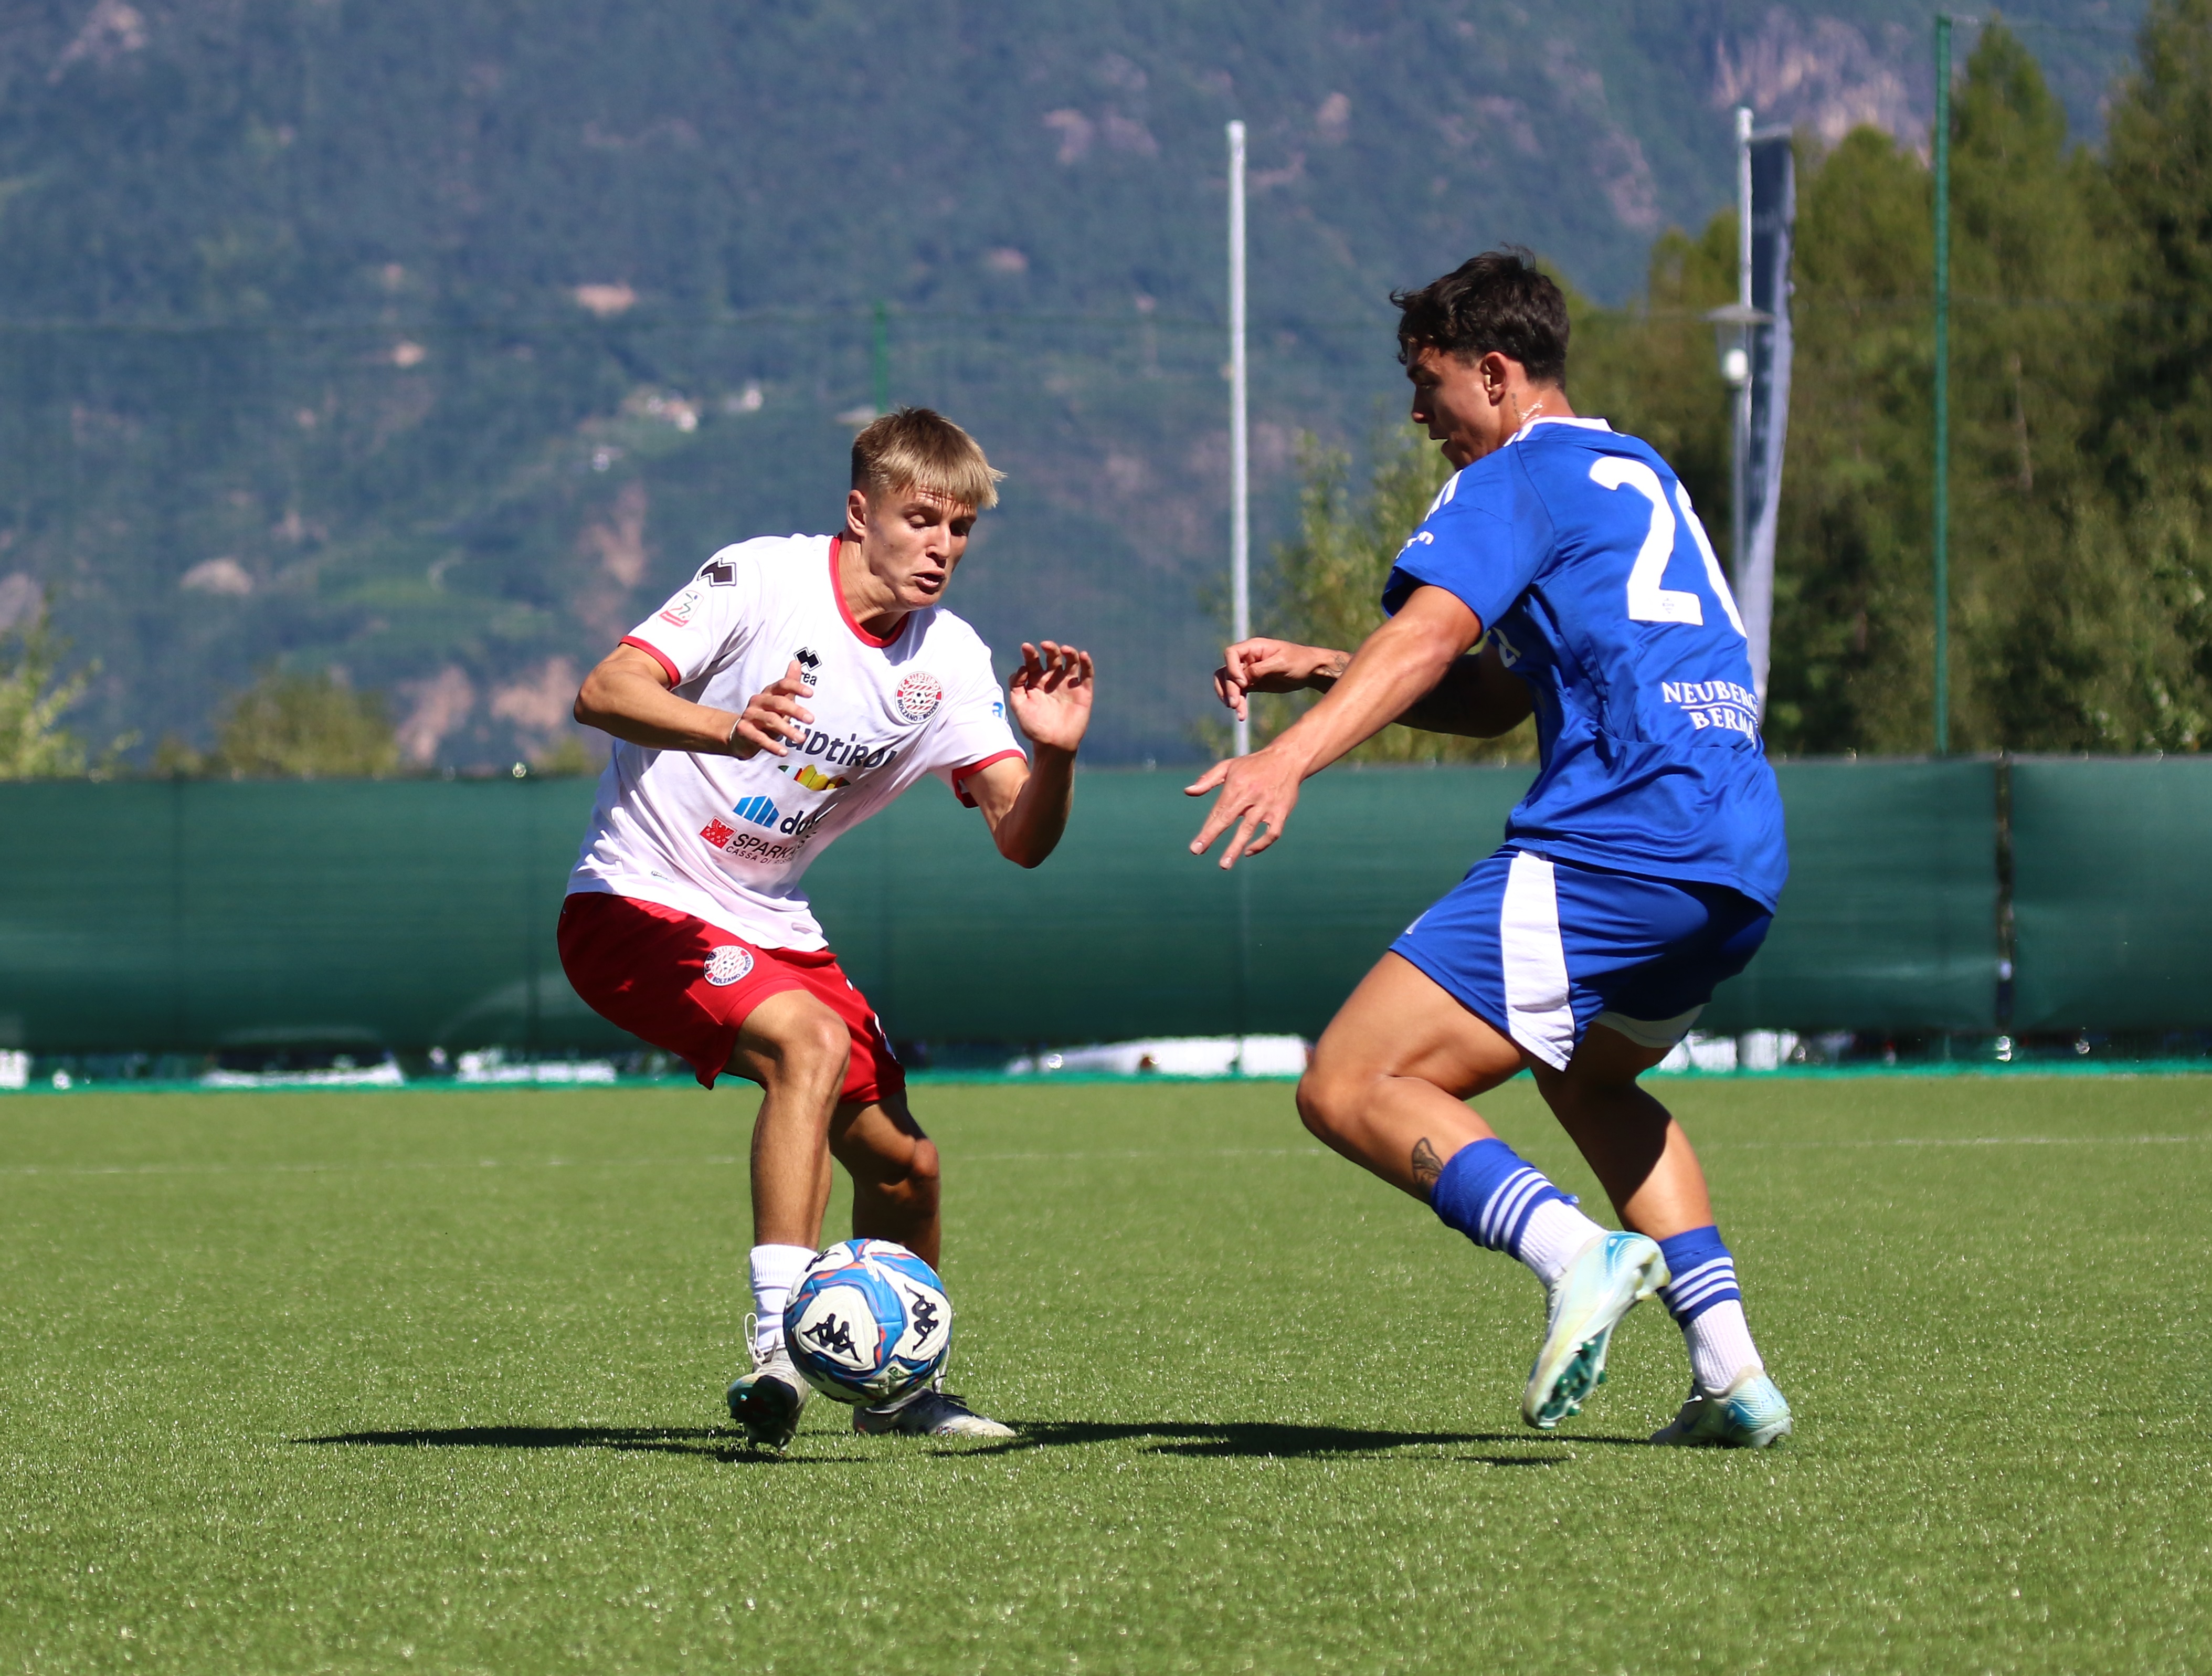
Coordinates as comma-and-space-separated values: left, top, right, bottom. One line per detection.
1392, 848, 1772, 1071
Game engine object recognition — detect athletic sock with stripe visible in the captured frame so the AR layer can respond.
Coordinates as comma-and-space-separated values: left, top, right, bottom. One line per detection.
1428, 1136, 1607, 1286
1656, 1224, 1763, 1394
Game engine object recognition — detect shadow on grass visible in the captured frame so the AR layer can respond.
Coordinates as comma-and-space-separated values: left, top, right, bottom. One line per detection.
293, 1425, 828, 1467
949, 1420, 1645, 1462
294, 1419, 1647, 1467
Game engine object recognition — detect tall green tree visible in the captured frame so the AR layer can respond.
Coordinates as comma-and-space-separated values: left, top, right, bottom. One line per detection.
189, 669, 402, 779
0, 607, 96, 779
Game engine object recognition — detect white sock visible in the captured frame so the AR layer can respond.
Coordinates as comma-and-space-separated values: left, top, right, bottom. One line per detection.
1515, 1197, 1608, 1287
1685, 1299, 1763, 1395
748, 1243, 815, 1358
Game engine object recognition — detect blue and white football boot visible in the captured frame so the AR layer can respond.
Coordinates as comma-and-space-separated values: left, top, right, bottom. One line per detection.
1649, 1371, 1793, 1448
1522, 1231, 1669, 1429
726, 1314, 811, 1451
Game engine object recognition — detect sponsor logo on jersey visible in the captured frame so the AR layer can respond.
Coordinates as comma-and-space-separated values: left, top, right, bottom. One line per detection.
894, 671, 943, 722
732, 793, 829, 841
777, 731, 899, 775
731, 793, 784, 828
700, 818, 736, 846
791, 764, 846, 792
698, 558, 738, 586
659, 590, 700, 627
793, 646, 821, 688
704, 946, 755, 987
1660, 679, 1759, 739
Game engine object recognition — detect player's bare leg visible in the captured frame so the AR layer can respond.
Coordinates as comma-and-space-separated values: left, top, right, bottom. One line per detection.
830, 1094, 942, 1266
721, 987, 850, 1448
1296, 952, 1521, 1190
1298, 951, 1666, 1429
830, 1092, 1008, 1439
1530, 1025, 1714, 1240
1536, 1026, 1787, 1446
725, 988, 851, 1247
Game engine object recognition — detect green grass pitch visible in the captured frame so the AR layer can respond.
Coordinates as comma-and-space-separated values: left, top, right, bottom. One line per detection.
2, 1075, 2207, 1673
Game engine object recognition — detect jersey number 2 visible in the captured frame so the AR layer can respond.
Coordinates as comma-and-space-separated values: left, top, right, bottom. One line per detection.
1587, 458, 1747, 637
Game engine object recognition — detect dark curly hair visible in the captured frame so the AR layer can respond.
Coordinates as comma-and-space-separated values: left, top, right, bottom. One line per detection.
1391, 247, 1569, 385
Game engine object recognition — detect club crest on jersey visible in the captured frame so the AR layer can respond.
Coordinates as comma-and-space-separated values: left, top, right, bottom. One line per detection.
894, 671, 943, 723
704, 946, 755, 987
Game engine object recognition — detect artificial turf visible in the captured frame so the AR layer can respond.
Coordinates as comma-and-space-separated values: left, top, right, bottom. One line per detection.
0, 1075, 2206, 1673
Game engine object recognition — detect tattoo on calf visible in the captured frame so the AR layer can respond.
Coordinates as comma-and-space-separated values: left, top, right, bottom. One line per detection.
1411, 1136, 1444, 1197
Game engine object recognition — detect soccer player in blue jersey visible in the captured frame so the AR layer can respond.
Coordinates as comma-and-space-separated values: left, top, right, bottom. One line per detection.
1191, 250, 1791, 1447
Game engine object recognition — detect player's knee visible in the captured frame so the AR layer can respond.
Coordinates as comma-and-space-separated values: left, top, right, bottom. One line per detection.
896, 1138, 943, 1210
1296, 1063, 1356, 1144
769, 1004, 850, 1088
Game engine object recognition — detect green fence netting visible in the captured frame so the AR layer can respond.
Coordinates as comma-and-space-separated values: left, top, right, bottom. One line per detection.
2008, 756, 2212, 1032
0, 758, 2041, 1053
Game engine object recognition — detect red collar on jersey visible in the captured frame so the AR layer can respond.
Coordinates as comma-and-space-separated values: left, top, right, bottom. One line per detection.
829, 535, 903, 649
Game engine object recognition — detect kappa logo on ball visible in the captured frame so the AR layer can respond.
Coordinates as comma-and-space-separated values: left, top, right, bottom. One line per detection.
894, 671, 943, 722
704, 946, 755, 987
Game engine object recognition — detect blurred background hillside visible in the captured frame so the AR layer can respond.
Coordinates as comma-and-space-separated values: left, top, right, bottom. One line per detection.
0, 0, 2191, 771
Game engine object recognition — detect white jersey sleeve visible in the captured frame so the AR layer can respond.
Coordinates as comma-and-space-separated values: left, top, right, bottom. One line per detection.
919, 631, 1026, 808
619, 542, 767, 690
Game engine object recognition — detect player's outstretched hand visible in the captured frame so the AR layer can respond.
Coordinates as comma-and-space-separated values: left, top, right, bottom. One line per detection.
1007, 640, 1095, 754
1213, 638, 1348, 721
725, 660, 814, 758
1185, 744, 1303, 870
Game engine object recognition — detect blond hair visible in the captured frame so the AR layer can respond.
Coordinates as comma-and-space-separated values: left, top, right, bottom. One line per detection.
851, 406, 1004, 512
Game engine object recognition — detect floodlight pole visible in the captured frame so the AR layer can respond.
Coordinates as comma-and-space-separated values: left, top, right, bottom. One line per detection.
871, 300, 891, 417
1228, 119, 1251, 758
1732, 106, 1753, 588
1932, 16, 1953, 756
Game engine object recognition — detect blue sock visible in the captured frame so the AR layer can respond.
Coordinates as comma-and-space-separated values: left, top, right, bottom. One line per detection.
1431, 1138, 1595, 1278
1656, 1225, 1741, 1323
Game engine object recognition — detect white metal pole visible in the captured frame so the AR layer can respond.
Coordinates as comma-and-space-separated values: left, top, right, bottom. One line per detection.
1732, 105, 1753, 587
1227, 119, 1251, 757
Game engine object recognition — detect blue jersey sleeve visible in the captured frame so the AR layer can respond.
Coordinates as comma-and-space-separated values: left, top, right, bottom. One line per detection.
1380, 455, 1554, 631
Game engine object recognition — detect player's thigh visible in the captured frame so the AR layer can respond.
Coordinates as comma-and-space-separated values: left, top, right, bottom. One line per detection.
1532, 1019, 1674, 1103
725, 985, 853, 1088
1310, 951, 1527, 1100
830, 1092, 936, 1187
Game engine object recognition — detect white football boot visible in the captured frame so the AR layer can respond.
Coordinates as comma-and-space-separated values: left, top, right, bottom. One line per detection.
1522, 1230, 1669, 1429
853, 1373, 1014, 1439
726, 1314, 811, 1451
1649, 1371, 1793, 1448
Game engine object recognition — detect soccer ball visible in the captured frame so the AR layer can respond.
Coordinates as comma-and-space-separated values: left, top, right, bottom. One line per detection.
782, 1238, 953, 1405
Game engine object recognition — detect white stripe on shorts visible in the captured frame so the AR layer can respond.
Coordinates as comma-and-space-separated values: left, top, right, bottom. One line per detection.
1500, 851, 1577, 1072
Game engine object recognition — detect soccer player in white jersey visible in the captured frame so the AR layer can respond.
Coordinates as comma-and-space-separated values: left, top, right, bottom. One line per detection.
1194, 252, 1792, 1448
562, 408, 1094, 1447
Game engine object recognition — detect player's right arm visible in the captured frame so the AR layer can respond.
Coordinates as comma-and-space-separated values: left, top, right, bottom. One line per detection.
1214, 635, 1530, 739
573, 645, 815, 758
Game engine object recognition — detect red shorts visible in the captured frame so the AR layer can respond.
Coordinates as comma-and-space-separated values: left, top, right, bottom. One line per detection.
557, 891, 905, 1104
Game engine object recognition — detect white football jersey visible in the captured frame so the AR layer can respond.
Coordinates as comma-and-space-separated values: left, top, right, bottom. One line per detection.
567, 533, 1023, 949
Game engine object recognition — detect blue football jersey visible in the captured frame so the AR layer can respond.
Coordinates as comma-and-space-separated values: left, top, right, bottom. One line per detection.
1381, 418, 1788, 909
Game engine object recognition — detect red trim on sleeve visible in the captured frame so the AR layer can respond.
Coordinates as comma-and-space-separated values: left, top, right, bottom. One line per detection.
829, 536, 902, 649
620, 636, 683, 685
950, 748, 1027, 808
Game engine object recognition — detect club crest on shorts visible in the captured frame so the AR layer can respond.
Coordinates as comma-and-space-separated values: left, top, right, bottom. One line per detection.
704, 946, 755, 987
894, 671, 943, 722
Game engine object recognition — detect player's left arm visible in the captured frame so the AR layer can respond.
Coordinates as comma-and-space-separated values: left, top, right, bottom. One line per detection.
1188, 586, 1480, 868
961, 640, 1095, 869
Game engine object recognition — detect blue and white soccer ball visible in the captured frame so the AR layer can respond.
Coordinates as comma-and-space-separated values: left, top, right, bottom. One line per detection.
782, 1238, 953, 1405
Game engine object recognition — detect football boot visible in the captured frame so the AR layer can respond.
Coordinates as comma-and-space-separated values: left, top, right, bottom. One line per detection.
853, 1383, 1014, 1439
1522, 1230, 1669, 1430
726, 1315, 811, 1451
1649, 1371, 1793, 1449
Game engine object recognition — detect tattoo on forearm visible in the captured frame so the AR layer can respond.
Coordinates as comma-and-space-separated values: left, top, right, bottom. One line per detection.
1411, 1136, 1444, 1197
